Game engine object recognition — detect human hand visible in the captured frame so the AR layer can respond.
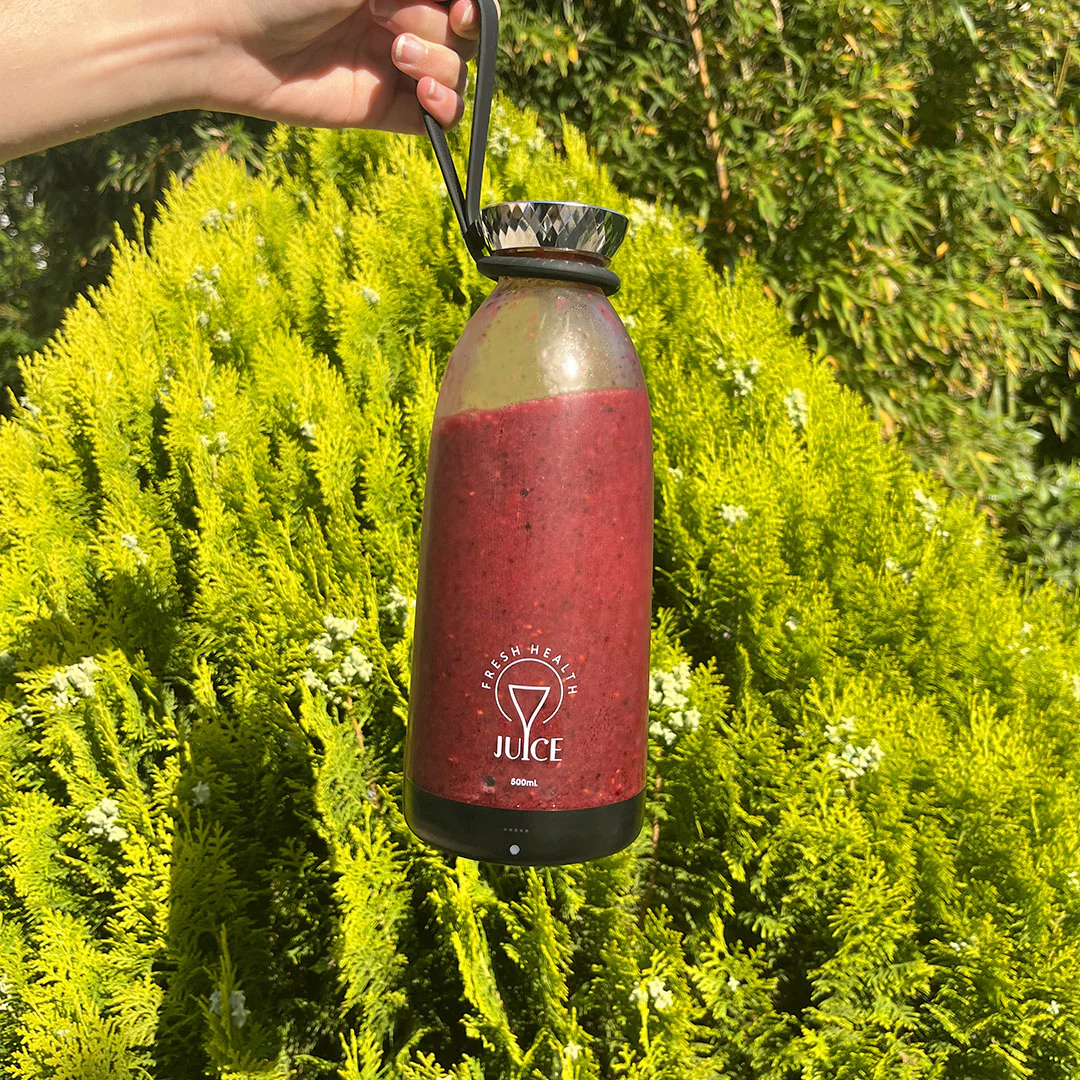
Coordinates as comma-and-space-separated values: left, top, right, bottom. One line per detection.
0, 0, 486, 163
198, 0, 484, 133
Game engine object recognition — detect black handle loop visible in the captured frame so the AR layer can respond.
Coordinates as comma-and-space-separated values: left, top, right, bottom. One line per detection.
421, 0, 621, 295
422, 0, 499, 263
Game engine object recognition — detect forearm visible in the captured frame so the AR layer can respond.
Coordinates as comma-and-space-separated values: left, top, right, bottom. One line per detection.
0, 0, 214, 162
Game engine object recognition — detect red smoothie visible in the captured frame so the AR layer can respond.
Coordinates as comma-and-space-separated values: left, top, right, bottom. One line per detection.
406, 386, 653, 812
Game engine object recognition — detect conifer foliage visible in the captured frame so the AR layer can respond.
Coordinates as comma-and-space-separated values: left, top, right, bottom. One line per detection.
2, 101, 1080, 1077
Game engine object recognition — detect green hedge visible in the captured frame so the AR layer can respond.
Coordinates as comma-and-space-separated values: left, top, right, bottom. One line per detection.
1, 101, 1079, 1078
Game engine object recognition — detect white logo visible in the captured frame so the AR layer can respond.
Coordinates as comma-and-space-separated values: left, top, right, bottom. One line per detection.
482, 643, 579, 763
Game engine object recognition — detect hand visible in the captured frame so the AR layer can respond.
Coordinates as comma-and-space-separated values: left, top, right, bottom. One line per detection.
0, 0, 486, 163
200, 0, 483, 133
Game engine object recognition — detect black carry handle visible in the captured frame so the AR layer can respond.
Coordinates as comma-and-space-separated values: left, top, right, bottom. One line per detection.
421, 0, 621, 295
421, 0, 499, 263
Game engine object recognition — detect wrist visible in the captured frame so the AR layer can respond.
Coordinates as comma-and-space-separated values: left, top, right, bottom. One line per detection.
96, 5, 219, 117
0, 0, 218, 161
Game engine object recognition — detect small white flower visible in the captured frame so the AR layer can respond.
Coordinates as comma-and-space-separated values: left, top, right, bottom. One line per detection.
201, 208, 223, 229
913, 488, 936, 513
824, 717, 857, 744
381, 586, 413, 627
1062, 673, 1080, 703
630, 985, 647, 1006
333, 224, 345, 240
732, 368, 754, 396
196, 311, 210, 328
308, 642, 334, 663
885, 557, 915, 584
1048, 1000, 1062, 1016
86, 796, 127, 842
213, 329, 232, 345
1066, 870, 1079, 889
191, 781, 211, 807
200, 431, 229, 454
720, 504, 748, 526
300, 421, 317, 440
209, 264, 222, 281
913, 487, 949, 537
785, 617, 800, 632
622, 315, 637, 330
229, 989, 249, 1027
120, 533, 149, 565
361, 286, 381, 306
667, 466, 684, 481
52, 656, 99, 704
563, 1041, 582, 1061
322, 616, 359, 642
713, 354, 728, 373
18, 396, 41, 418
825, 720, 883, 780
209, 989, 222, 1014
647, 977, 666, 999
948, 940, 967, 953
201, 396, 216, 418
255, 273, 270, 288
784, 388, 809, 431
15, 704, 34, 728
302, 668, 328, 693
339, 646, 374, 684
727, 976, 741, 992
653, 988, 674, 1011
255, 234, 266, 247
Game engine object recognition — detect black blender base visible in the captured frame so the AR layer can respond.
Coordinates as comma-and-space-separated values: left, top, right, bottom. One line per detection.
404, 779, 645, 865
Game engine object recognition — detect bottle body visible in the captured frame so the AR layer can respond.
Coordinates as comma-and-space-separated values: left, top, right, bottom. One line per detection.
405, 273, 653, 864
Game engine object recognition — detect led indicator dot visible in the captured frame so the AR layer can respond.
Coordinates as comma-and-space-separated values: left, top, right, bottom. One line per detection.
509, 844, 521, 856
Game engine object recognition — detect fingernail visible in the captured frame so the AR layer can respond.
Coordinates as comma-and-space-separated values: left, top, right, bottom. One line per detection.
370, 0, 394, 19
427, 80, 448, 104
459, 3, 478, 30
395, 34, 424, 65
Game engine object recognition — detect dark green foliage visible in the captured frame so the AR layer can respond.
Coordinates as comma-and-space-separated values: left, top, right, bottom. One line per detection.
1, 99, 1080, 1077
498, 0, 1080, 583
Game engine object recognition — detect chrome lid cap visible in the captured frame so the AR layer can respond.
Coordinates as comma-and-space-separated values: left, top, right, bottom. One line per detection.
476, 201, 628, 262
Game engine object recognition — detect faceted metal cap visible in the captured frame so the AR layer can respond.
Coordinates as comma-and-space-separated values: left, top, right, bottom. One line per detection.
476, 201, 628, 263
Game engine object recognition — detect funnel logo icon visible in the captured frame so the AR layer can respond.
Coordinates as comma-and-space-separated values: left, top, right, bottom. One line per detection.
483, 644, 579, 763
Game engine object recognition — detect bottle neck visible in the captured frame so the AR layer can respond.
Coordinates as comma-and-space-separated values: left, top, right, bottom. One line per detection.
489, 248, 611, 294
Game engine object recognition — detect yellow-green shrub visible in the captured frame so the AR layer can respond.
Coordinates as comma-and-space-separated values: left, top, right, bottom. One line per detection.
1, 101, 1079, 1078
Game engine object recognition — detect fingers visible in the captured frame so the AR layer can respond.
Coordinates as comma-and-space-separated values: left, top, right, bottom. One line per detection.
369, 0, 476, 57
367, 1, 476, 133
447, 0, 501, 40
416, 75, 464, 129
390, 34, 468, 95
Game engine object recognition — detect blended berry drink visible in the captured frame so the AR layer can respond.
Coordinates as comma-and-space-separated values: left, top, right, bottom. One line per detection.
403, 198, 650, 864
407, 386, 653, 822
